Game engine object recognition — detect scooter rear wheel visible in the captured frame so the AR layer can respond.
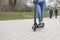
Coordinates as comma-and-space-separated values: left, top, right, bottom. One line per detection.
38, 23, 45, 28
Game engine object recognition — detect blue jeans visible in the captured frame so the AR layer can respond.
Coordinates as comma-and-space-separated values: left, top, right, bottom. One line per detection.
36, 2, 46, 23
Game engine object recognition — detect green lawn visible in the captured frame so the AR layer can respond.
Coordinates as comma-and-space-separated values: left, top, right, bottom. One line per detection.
0, 12, 60, 20
0, 12, 34, 20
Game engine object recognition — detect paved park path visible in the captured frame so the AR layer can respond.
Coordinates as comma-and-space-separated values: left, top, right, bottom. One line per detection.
0, 16, 60, 40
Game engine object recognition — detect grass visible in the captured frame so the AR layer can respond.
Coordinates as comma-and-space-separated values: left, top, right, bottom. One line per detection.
0, 12, 60, 20
0, 12, 34, 20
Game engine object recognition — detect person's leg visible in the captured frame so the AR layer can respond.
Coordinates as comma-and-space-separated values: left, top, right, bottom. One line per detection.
49, 14, 50, 18
50, 13, 51, 18
50, 13, 52, 19
51, 13, 53, 18
36, 3, 42, 23
41, 2, 46, 22
55, 12, 57, 18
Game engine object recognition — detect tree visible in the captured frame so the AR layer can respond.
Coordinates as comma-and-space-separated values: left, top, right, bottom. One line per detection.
9, 0, 13, 11
14, 0, 17, 6
9, 0, 17, 11
0, 0, 1, 11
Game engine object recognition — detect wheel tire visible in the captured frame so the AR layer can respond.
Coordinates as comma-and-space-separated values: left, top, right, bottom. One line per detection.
33, 27, 36, 32
42, 23, 45, 27
32, 25, 37, 32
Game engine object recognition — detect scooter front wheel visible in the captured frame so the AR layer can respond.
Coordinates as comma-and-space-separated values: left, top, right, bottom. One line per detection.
32, 25, 37, 32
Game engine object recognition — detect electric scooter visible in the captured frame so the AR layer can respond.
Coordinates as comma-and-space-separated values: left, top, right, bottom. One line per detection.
32, 0, 44, 32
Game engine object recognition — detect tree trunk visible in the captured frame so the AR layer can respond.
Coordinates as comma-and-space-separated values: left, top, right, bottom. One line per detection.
14, 0, 17, 6
9, 0, 17, 11
9, 0, 13, 11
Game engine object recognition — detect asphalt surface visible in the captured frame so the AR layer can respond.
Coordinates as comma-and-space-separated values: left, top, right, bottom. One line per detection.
0, 16, 60, 40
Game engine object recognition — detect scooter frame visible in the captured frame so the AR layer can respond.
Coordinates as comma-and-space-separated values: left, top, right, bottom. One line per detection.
32, 0, 38, 32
